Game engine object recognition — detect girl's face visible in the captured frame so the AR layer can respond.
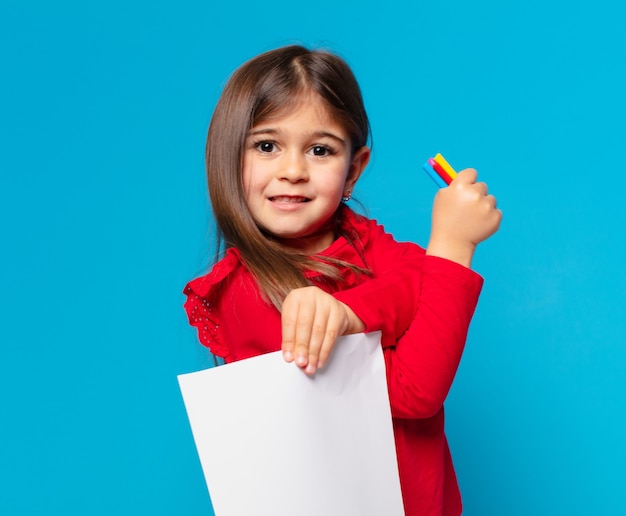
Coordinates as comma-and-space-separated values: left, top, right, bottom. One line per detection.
242, 95, 370, 254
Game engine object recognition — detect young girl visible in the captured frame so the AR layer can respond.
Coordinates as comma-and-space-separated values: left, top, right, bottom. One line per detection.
184, 45, 501, 516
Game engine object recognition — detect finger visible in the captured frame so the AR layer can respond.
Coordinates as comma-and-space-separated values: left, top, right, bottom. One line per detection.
456, 168, 478, 183
281, 294, 299, 362
473, 181, 488, 196
281, 317, 296, 362
293, 301, 315, 368
304, 304, 331, 374
492, 205, 503, 228
316, 308, 343, 370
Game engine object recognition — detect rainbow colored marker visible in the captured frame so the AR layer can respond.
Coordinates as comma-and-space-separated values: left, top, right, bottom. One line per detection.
422, 153, 458, 187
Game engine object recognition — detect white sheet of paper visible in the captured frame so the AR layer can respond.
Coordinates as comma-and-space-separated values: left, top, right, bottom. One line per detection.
178, 332, 404, 516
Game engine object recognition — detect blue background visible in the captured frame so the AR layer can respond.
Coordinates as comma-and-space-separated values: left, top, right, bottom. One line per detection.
2, 1, 625, 514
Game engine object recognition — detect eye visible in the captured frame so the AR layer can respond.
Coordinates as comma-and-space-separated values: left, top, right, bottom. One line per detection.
309, 145, 332, 157
256, 141, 276, 153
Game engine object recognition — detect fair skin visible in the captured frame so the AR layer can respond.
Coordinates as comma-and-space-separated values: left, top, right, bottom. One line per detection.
426, 168, 502, 268
242, 95, 369, 254
244, 95, 502, 375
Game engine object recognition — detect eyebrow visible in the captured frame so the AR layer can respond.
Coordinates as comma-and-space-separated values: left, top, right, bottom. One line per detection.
247, 128, 347, 146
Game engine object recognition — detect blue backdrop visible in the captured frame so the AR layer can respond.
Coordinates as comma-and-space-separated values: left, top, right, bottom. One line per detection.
2, 1, 624, 514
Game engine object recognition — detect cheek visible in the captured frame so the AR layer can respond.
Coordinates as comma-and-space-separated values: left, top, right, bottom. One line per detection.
242, 154, 267, 186
320, 166, 350, 194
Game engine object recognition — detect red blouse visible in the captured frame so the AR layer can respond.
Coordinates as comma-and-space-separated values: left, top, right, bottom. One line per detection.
184, 207, 483, 516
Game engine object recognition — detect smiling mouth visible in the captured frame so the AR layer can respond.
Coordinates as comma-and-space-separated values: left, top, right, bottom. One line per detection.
269, 196, 310, 203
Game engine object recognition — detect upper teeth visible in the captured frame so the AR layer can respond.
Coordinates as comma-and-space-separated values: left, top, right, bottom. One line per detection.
273, 196, 305, 202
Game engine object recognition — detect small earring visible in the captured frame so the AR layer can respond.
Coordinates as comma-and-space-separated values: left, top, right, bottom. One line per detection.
342, 191, 352, 202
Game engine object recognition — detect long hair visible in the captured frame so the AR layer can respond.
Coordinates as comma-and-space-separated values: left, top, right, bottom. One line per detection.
206, 45, 370, 308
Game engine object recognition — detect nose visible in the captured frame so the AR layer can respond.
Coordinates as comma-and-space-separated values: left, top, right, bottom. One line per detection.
280, 149, 308, 183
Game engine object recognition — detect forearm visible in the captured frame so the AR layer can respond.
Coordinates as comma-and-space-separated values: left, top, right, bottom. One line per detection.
383, 255, 483, 419
426, 237, 476, 269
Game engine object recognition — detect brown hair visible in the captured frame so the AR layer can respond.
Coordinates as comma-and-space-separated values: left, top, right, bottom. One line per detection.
206, 45, 370, 308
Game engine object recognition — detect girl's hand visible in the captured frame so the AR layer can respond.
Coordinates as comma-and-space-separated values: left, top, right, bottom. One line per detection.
427, 168, 502, 268
281, 286, 365, 375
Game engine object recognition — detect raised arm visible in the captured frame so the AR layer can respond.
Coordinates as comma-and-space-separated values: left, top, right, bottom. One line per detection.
383, 168, 501, 418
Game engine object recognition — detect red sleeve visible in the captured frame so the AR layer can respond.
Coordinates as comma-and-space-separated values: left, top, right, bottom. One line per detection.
183, 284, 229, 359
182, 251, 241, 360
328, 215, 483, 420
333, 219, 424, 349
383, 255, 483, 419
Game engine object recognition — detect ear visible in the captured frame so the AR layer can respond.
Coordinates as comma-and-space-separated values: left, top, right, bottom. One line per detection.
344, 146, 371, 193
